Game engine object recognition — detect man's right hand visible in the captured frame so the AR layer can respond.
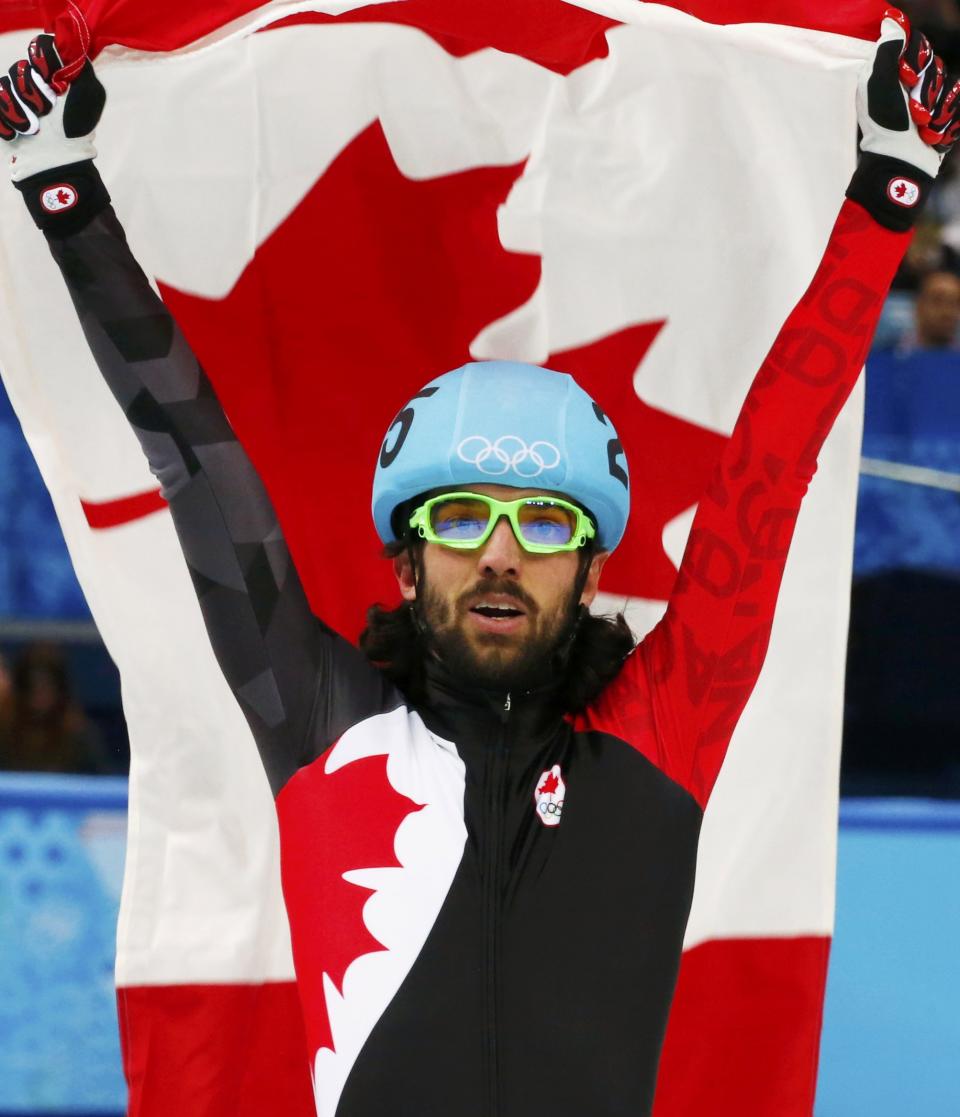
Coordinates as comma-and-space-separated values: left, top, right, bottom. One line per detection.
2, 34, 105, 184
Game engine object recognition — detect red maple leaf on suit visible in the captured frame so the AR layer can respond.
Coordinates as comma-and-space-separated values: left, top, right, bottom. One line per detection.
276, 751, 423, 1055
160, 121, 725, 639
538, 771, 560, 796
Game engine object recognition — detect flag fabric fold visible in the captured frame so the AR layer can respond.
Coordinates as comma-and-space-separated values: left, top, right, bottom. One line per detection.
0, 1, 886, 1113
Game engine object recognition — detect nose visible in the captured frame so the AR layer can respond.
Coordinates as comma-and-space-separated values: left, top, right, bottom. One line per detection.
476, 516, 523, 578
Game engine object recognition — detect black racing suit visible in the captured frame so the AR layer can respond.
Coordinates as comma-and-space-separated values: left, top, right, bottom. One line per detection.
15, 153, 914, 1116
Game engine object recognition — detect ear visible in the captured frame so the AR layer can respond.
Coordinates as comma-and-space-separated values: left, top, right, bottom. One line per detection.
579, 551, 609, 607
393, 550, 417, 602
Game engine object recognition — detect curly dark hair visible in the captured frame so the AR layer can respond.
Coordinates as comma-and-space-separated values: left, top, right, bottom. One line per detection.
359, 542, 635, 712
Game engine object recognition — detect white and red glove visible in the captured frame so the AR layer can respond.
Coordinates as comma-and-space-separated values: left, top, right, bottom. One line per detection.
0, 34, 61, 140
849, 9, 960, 229
2, 34, 107, 233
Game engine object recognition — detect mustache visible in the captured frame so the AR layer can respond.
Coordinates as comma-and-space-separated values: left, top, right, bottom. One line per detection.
456, 578, 537, 615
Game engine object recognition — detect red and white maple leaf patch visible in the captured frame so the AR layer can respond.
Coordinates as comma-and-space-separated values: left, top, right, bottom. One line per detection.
534, 764, 566, 828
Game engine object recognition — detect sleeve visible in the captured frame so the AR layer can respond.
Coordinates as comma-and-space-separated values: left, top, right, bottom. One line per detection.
580, 197, 911, 810
15, 161, 400, 795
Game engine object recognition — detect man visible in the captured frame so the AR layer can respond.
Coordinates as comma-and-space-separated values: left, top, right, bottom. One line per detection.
908, 266, 960, 348
2, 13, 957, 1117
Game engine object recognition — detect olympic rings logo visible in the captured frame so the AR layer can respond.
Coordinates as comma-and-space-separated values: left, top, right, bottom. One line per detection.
456, 435, 562, 478
538, 800, 564, 816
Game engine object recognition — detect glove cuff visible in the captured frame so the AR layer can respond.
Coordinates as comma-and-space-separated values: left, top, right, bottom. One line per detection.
9, 131, 98, 183
13, 159, 110, 237
846, 152, 934, 232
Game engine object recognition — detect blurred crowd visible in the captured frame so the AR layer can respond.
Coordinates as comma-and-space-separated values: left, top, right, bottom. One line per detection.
875, 171, 960, 351
0, 642, 110, 774
842, 2, 960, 795
872, 3, 960, 346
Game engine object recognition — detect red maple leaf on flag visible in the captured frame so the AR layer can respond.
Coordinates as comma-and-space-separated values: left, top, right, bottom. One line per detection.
544, 328, 726, 602
538, 771, 560, 796
160, 119, 726, 638
276, 751, 423, 1055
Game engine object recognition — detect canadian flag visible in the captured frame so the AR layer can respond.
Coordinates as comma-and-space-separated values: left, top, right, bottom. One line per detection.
0, 2, 886, 1114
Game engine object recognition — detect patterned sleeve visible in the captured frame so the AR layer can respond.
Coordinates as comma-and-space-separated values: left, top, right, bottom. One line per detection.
581, 198, 911, 809
20, 165, 399, 794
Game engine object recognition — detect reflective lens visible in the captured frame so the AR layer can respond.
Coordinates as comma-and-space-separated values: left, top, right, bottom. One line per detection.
516, 500, 576, 546
411, 491, 594, 553
430, 497, 492, 541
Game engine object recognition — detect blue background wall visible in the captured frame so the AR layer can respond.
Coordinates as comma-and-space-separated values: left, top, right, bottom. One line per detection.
0, 775, 126, 1115
816, 800, 960, 1117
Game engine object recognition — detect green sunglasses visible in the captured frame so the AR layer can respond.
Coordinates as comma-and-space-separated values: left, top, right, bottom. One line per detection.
409, 492, 596, 554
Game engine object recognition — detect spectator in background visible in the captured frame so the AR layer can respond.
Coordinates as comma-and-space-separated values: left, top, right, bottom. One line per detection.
859, 265, 960, 575
892, 217, 959, 291
0, 651, 11, 736
847, 251, 960, 794
0, 642, 106, 774
874, 221, 959, 348
900, 268, 960, 351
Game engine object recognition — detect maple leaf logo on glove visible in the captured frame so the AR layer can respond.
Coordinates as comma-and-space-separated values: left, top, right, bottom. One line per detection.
39, 183, 77, 213
887, 176, 920, 207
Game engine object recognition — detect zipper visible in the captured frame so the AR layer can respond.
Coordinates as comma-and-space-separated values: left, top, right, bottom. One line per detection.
482, 692, 511, 1116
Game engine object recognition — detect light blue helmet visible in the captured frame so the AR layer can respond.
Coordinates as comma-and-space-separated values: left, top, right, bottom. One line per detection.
372, 360, 630, 551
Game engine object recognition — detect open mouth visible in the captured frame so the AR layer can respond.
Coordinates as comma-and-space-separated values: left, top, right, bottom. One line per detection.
469, 597, 527, 621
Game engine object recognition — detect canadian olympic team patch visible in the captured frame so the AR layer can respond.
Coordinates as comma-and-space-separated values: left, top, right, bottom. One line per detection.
886, 177, 920, 208
40, 184, 78, 213
534, 764, 565, 828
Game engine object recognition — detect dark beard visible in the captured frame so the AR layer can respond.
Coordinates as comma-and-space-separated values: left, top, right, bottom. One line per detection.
417, 573, 579, 692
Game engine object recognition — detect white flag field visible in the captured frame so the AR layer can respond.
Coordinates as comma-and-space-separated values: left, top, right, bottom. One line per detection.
0, 1, 887, 1113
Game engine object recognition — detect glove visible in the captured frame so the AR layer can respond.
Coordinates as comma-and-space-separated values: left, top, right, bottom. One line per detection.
849, 9, 960, 230
2, 34, 105, 182
0, 35, 60, 141
3, 34, 107, 235
894, 12, 960, 155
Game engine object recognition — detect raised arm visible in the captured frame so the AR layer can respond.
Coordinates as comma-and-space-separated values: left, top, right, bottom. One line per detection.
579, 14, 960, 808
4, 44, 399, 793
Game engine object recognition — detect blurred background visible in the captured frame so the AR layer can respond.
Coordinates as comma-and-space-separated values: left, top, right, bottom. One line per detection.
0, 1, 959, 1114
